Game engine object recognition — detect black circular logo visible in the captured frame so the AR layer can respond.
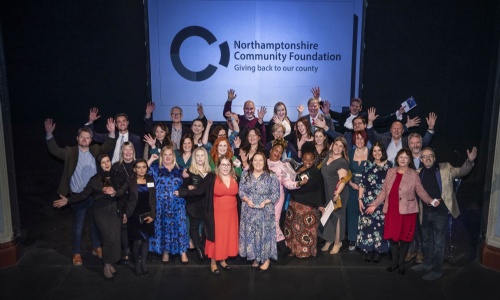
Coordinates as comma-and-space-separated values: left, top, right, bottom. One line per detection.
170, 26, 230, 82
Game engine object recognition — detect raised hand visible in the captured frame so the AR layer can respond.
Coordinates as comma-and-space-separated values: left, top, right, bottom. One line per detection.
234, 136, 241, 148
398, 106, 405, 116
257, 106, 267, 120
197, 103, 204, 117
145, 101, 156, 118
206, 120, 213, 127
272, 115, 281, 124
467, 146, 477, 161
227, 89, 237, 101
426, 112, 437, 130
311, 86, 320, 99
44, 118, 56, 135
321, 100, 331, 114
224, 111, 233, 118
88, 107, 101, 123
406, 115, 421, 128
106, 117, 116, 135
143, 134, 157, 148
367, 107, 379, 124
313, 115, 327, 130
297, 104, 304, 114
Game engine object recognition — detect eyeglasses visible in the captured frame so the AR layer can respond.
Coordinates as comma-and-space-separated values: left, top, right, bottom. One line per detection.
220, 164, 231, 167
171, 113, 182, 117
421, 155, 434, 159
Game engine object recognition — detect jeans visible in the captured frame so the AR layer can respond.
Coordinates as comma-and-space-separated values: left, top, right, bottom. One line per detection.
421, 209, 447, 273
71, 195, 101, 254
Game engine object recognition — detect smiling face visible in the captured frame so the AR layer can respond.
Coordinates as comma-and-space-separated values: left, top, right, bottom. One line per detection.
182, 138, 193, 153
409, 136, 422, 157
252, 153, 265, 172
307, 100, 320, 118
191, 120, 204, 135
297, 121, 307, 135
100, 156, 112, 172
161, 148, 174, 166
154, 126, 166, 142
134, 161, 148, 177
276, 104, 286, 119
115, 116, 129, 133
244, 101, 255, 119
421, 149, 435, 169
390, 122, 404, 140
218, 158, 232, 176
372, 145, 383, 162
302, 152, 314, 169
269, 144, 284, 161
247, 129, 259, 145
352, 117, 366, 131
122, 144, 135, 163
354, 133, 366, 149
171, 107, 182, 123
396, 152, 410, 168
331, 140, 345, 156
195, 148, 206, 166
217, 140, 228, 156
314, 130, 326, 146
349, 100, 362, 115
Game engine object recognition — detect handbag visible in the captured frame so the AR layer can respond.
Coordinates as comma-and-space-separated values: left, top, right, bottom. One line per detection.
139, 212, 151, 224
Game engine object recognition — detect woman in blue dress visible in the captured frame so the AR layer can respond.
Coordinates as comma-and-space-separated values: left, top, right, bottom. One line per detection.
239, 152, 280, 272
356, 142, 393, 262
346, 130, 369, 251
147, 146, 189, 264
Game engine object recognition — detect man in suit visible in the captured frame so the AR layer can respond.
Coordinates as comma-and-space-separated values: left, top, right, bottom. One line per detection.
45, 118, 116, 265
411, 147, 477, 280
144, 103, 193, 149
86, 108, 144, 161
301, 97, 333, 135
367, 108, 437, 162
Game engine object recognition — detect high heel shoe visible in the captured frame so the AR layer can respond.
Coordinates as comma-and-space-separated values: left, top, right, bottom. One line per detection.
219, 261, 231, 271
321, 241, 333, 252
330, 242, 342, 254
251, 262, 260, 271
258, 260, 270, 273
210, 265, 220, 276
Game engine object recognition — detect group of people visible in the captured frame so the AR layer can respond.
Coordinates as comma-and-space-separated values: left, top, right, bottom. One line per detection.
47, 87, 477, 281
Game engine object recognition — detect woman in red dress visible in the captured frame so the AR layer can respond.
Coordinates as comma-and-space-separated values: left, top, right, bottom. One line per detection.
366, 149, 440, 276
176, 156, 239, 275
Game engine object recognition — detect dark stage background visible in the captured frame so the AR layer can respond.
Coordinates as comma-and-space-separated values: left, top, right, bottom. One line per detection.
1, 0, 499, 261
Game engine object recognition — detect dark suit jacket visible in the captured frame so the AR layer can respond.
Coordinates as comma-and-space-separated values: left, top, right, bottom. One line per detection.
367, 127, 434, 150
87, 123, 144, 159
126, 175, 156, 219
47, 135, 116, 196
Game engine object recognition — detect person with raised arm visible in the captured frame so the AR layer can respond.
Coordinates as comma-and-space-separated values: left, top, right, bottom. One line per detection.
222, 89, 267, 144
45, 117, 116, 266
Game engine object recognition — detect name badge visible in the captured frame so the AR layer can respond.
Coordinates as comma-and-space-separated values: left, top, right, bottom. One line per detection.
147, 182, 155, 188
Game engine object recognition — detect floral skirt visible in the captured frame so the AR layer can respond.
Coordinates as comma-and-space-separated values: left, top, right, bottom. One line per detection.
284, 200, 320, 258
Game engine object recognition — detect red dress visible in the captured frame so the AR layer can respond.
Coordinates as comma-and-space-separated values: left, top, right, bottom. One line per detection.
205, 178, 239, 260
383, 172, 417, 242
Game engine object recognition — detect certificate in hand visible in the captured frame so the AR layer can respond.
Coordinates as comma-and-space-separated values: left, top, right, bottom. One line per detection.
401, 96, 417, 113
320, 200, 335, 226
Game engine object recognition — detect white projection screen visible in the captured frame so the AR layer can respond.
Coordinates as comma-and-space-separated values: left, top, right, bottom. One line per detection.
147, 0, 365, 121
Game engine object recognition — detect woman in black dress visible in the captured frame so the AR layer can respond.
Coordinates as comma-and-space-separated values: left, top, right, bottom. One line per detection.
53, 154, 128, 279
126, 159, 156, 276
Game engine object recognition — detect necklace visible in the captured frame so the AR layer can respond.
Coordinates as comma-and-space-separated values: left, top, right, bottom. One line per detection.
355, 147, 367, 156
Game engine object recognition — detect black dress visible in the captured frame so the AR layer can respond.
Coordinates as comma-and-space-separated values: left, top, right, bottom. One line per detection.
128, 184, 155, 240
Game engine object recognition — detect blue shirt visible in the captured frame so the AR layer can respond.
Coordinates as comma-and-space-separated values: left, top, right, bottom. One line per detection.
70, 149, 97, 193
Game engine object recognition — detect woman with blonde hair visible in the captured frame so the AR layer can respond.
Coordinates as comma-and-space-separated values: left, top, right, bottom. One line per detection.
147, 146, 189, 264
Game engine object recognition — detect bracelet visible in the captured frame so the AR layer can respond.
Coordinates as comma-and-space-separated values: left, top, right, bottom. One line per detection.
358, 198, 363, 201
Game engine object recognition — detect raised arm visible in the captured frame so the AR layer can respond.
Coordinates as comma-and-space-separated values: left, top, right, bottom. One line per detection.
45, 118, 66, 160
145, 101, 155, 134
223, 89, 237, 118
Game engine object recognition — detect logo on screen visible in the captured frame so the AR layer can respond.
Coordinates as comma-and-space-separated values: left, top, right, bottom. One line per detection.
170, 26, 230, 82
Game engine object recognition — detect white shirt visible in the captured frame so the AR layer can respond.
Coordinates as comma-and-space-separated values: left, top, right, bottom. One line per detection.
344, 114, 358, 130
112, 132, 129, 164
386, 138, 402, 162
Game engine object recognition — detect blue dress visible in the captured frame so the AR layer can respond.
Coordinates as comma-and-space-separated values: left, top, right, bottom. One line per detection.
356, 160, 393, 253
347, 149, 367, 242
148, 163, 189, 255
238, 170, 280, 263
